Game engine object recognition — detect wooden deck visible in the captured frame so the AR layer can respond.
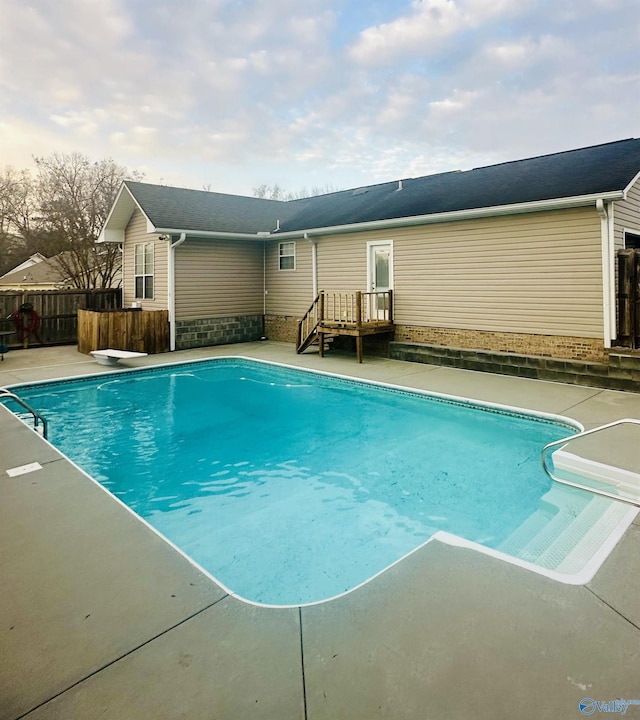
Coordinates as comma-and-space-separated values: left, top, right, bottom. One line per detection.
297, 290, 394, 363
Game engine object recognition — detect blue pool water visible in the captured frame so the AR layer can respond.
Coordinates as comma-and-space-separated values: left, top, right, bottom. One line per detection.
4, 358, 626, 605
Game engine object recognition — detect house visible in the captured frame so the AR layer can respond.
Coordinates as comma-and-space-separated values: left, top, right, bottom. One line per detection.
0, 250, 123, 291
0, 252, 48, 277
0, 253, 76, 290
99, 139, 640, 365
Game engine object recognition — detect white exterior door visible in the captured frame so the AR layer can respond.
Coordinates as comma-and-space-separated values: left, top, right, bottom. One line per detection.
367, 241, 393, 320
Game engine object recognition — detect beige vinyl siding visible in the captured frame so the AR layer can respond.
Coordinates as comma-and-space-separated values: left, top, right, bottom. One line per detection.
614, 177, 640, 249
310, 208, 603, 338
393, 207, 603, 338
247, 205, 604, 338
175, 239, 263, 320
265, 239, 313, 315
122, 209, 168, 310
272, 206, 601, 338
317, 234, 368, 291
267, 207, 603, 337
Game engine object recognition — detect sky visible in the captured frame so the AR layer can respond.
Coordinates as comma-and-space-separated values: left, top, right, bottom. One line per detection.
0, 0, 638, 196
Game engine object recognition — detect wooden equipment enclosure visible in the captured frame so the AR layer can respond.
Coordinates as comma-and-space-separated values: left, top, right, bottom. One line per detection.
78, 308, 169, 355
297, 290, 394, 363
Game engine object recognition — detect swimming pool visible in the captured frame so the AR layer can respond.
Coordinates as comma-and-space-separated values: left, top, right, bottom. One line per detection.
3, 358, 636, 605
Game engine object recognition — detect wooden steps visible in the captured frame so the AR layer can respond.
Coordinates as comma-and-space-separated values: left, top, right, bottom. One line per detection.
296, 290, 394, 363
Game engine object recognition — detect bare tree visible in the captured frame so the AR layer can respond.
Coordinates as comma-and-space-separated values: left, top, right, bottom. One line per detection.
0, 166, 34, 237
0, 167, 38, 275
252, 183, 340, 201
1, 154, 143, 286
33, 153, 143, 288
252, 183, 289, 200
0, 233, 27, 277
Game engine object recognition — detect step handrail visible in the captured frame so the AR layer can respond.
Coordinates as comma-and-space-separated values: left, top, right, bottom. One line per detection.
541, 418, 640, 506
297, 294, 320, 354
0, 388, 48, 439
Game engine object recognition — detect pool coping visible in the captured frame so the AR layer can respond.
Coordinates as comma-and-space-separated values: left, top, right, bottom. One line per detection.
2, 342, 640, 719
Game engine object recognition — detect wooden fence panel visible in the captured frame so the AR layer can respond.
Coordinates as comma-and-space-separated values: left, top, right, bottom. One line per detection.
617, 249, 640, 349
636, 252, 640, 349
0, 289, 121, 348
77, 308, 169, 354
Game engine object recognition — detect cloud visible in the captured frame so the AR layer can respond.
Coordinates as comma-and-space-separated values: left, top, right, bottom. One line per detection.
0, 1, 136, 100
348, 0, 531, 66
0, 0, 638, 194
485, 35, 573, 69
349, 0, 465, 65
0, 117, 77, 168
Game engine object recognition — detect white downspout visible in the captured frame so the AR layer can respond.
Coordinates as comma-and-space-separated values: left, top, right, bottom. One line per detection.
262, 240, 267, 339
607, 203, 616, 342
305, 232, 318, 299
168, 233, 186, 351
596, 200, 612, 348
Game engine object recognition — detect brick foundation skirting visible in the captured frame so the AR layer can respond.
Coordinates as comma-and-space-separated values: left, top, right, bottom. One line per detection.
259, 316, 640, 391
266, 318, 606, 363
175, 315, 263, 350
390, 342, 640, 392
264, 315, 299, 343
394, 325, 606, 363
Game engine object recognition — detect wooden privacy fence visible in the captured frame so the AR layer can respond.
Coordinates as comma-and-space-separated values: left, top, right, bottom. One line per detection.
0, 289, 121, 348
78, 308, 169, 355
617, 249, 640, 349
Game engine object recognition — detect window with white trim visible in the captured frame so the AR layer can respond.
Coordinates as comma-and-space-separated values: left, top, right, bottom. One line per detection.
279, 241, 296, 270
134, 242, 154, 298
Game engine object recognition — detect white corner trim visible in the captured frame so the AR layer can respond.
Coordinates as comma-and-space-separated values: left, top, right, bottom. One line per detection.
596, 199, 612, 347
623, 168, 640, 198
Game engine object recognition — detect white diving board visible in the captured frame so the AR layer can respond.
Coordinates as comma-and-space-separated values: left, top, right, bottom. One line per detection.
91, 349, 148, 366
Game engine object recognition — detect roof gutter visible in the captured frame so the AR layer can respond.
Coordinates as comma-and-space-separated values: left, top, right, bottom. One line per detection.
271, 191, 626, 240
151, 191, 624, 242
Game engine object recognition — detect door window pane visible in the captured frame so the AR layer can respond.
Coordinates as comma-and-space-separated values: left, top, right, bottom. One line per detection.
375, 249, 390, 288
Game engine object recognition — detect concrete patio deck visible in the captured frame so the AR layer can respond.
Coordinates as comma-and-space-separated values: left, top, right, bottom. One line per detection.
1, 342, 640, 720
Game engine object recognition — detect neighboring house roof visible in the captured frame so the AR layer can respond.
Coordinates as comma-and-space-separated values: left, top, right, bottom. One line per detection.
0, 253, 73, 289
0, 253, 48, 279
100, 138, 640, 242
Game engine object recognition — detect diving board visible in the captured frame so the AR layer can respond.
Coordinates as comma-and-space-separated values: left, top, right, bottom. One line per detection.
90, 349, 148, 366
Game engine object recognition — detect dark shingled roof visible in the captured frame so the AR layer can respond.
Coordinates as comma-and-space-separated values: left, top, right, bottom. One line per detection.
124, 181, 294, 234
124, 139, 640, 236
278, 138, 640, 232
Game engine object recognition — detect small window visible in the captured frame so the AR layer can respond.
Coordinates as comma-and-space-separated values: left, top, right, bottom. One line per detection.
279, 241, 295, 271
134, 242, 154, 299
